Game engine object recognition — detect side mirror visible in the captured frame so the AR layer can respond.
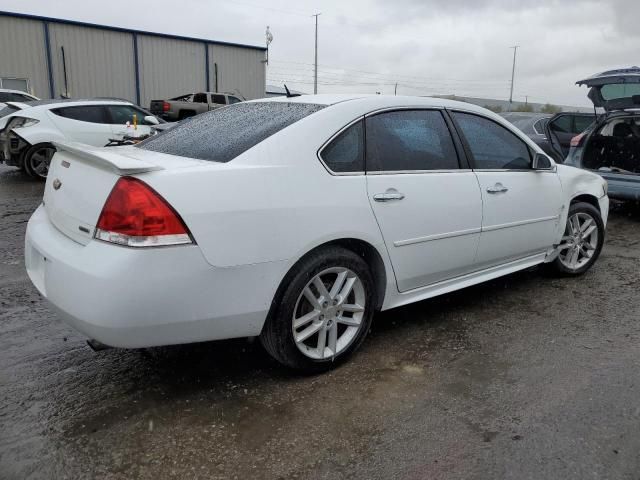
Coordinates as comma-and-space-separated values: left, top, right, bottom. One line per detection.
144, 115, 160, 125
532, 152, 553, 170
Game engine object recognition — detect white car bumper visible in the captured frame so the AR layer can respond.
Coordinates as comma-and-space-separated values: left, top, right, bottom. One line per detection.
25, 205, 285, 348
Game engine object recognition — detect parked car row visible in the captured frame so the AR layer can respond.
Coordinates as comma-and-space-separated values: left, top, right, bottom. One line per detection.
0, 99, 162, 179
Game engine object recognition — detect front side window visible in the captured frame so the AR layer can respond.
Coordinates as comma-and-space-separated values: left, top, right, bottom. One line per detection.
138, 102, 325, 162
212, 94, 226, 104
452, 112, 531, 169
51, 105, 108, 124
320, 120, 364, 173
193, 93, 208, 103
365, 110, 459, 171
106, 105, 154, 125
228, 96, 242, 104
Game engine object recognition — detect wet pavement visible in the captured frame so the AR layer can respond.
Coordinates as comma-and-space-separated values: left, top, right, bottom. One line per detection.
1, 163, 640, 479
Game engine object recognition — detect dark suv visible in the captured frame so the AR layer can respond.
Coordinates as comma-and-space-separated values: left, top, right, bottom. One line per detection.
559, 67, 640, 201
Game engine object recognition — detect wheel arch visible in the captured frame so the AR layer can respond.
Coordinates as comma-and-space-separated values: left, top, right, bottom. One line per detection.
268, 238, 388, 326
571, 193, 602, 214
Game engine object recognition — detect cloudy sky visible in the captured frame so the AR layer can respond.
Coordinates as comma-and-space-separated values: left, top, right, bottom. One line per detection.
1, 0, 637, 106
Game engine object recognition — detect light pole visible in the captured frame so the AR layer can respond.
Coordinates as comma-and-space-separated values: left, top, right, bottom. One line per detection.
265, 26, 273, 65
509, 45, 519, 110
312, 13, 321, 94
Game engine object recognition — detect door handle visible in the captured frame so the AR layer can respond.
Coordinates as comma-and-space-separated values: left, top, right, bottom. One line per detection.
486, 183, 508, 194
373, 191, 405, 202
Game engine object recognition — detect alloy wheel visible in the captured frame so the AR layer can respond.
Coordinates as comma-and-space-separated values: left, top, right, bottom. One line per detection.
557, 212, 599, 271
292, 267, 366, 360
28, 146, 55, 179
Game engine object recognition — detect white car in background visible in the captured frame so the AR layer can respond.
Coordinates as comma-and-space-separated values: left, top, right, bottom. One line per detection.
0, 88, 40, 106
25, 95, 608, 372
0, 99, 161, 179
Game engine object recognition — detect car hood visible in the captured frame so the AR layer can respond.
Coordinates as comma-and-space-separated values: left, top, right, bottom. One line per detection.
577, 67, 640, 111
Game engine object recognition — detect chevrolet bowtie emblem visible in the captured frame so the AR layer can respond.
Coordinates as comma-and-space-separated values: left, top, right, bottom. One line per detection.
53, 179, 62, 190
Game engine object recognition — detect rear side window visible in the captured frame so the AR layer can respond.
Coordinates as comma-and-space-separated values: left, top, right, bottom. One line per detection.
366, 110, 459, 171
574, 115, 595, 133
549, 115, 572, 133
533, 118, 547, 135
138, 102, 325, 162
453, 111, 531, 169
320, 120, 364, 173
51, 105, 108, 124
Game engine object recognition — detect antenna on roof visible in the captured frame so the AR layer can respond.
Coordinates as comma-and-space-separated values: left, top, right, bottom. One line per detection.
284, 84, 301, 98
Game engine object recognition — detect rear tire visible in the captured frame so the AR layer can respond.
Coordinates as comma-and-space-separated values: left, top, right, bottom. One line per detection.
547, 201, 604, 276
260, 246, 375, 373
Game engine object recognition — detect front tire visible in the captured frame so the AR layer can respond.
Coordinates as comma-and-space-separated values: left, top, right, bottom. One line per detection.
23, 143, 55, 180
549, 201, 604, 275
260, 246, 375, 372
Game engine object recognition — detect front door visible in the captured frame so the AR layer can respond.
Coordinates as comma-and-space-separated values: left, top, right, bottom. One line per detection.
451, 111, 563, 268
365, 109, 483, 292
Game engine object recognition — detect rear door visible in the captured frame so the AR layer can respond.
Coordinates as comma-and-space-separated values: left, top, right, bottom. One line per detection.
451, 110, 562, 269
364, 109, 483, 292
48, 105, 113, 145
545, 113, 596, 160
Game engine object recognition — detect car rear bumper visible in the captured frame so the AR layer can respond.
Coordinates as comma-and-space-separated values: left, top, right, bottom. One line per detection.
25, 205, 285, 348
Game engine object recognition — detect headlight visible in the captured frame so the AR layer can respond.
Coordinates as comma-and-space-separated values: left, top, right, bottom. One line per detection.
8, 116, 39, 129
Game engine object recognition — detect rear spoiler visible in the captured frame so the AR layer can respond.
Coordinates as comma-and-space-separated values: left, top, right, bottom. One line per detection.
52, 141, 164, 175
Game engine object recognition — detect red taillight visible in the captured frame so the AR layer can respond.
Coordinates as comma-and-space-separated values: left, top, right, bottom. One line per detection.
162, 101, 170, 112
95, 177, 192, 247
570, 133, 586, 148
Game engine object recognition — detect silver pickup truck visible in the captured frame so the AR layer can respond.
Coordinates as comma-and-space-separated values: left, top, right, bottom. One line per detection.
149, 92, 243, 121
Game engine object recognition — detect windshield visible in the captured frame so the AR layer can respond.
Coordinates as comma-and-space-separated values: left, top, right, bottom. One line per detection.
600, 83, 640, 101
137, 102, 325, 162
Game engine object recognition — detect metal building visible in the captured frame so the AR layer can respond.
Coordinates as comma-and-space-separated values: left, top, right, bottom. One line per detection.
0, 11, 267, 107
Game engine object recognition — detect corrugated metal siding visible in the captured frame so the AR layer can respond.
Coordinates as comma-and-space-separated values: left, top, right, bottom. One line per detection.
138, 36, 206, 108
0, 16, 49, 98
0, 13, 266, 105
208, 44, 265, 100
48, 23, 136, 101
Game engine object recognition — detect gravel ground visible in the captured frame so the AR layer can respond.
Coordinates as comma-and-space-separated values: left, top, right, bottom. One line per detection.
1, 164, 639, 479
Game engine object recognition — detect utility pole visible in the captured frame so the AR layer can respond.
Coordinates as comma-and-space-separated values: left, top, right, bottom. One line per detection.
313, 13, 321, 94
509, 45, 519, 111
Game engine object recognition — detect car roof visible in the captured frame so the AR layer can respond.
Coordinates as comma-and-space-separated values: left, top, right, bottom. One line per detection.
0, 88, 38, 96
9, 98, 135, 111
255, 93, 496, 113
577, 66, 640, 87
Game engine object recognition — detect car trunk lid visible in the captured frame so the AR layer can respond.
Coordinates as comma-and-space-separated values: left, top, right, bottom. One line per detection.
44, 141, 203, 245
577, 67, 640, 111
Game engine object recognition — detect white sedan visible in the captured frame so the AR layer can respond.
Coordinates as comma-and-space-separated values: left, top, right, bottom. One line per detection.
0, 99, 160, 179
25, 95, 608, 372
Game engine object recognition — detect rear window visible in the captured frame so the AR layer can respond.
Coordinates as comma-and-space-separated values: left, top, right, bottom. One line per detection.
138, 102, 325, 162
601, 84, 640, 101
